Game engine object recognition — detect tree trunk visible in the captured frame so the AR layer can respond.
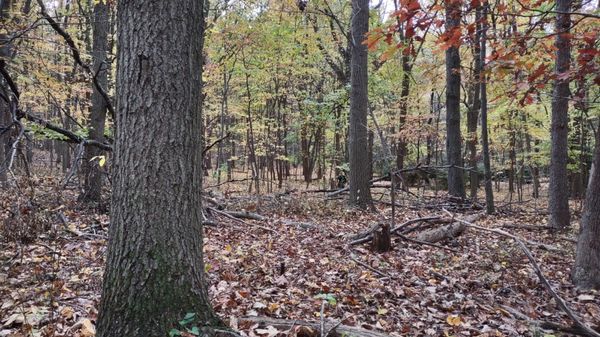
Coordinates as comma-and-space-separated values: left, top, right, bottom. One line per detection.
445, 0, 465, 198
96, 0, 220, 336
80, 0, 109, 202
548, 0, 572, 230
0, 0, 12, 185
467, 41, 481, 201
573, 127, 600, 289
348, 0, 372, 209
479, 2, 494, 214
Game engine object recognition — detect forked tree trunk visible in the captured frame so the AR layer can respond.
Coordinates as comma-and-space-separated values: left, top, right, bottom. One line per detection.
445, 0, 465, 198
96, 1, 219, 336
348, 0, 372, 209
548, 0, 571, 230
80, 0, 109, 202
573, 129, 600, 289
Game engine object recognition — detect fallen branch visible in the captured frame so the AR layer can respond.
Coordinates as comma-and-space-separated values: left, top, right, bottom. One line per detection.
223, 210, 266, 221
207, 207, 275, 233
349, 216, 442, 246
446, 210, 600, 337
239, 316, 393, 337
500, 305, 595, 337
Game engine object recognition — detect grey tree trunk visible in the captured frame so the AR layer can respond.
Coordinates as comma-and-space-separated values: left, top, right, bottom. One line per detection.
467, 19, 481, 201
445, 0, 465, 198
96, 0, 219, 336
348, 0, 372, 209
548, 0, 571, 230
80, 0, 109, 202
480, 2, 494, 214
0, 0, 12, 185
573, 129, 600, 289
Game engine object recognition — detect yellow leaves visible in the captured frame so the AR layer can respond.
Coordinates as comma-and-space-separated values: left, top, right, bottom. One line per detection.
75, 318, 96, 337
377, 307, 388, 315
446, 314, 462, 326
91, 155, 106, 168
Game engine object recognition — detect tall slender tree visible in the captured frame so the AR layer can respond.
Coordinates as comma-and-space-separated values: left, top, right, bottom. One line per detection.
548, 0, 572, 230
96, 0, 220, 335
0, 0, 12, 185
348, 0, 372, 209
479, 1, 494, 214
445, 0, 465, 198
80, 0, 109, 202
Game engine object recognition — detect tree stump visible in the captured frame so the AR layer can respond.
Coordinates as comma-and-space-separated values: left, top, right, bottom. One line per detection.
371, 223, 392, 253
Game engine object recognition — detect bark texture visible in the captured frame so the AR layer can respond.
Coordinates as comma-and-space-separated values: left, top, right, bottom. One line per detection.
480, 2, 494, 214
0, 0, 12, 184
548, 0, 571, 230
348, 0, 372, 209
445, 0, 465, 198
96, 0, 219, 336
573, 130, 600, 289
80, 0, 109, 202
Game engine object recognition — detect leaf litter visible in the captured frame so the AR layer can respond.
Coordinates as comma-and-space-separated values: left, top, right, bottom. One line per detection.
1, 179, 598, 337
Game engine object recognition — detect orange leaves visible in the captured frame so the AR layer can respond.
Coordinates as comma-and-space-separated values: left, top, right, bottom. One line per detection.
437, 26, 463, 51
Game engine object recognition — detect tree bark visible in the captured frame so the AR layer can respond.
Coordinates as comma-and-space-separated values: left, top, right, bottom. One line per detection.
548, 0, 571, 230
445, 0, 465, 198
480, 2, 494, 214
348, 0, 372, 209
573, 125, 600, 289
96, 0, 219, 336
0, 0, 12, 185
80, 0, 109, 202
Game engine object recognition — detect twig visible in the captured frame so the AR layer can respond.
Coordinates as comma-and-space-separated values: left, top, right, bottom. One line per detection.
395, 232, 459, 253
320, 300, 326, 337
348, 253, 393, 278
203, 132, 230, 155
445, 210, 600, 337
207, 207, 276, 233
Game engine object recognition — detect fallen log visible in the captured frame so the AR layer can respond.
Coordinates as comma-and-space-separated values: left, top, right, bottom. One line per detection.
349, 216, 442, 246
415, 213, 482, 243
224, 210, 266, 221
239, 316, 393, 337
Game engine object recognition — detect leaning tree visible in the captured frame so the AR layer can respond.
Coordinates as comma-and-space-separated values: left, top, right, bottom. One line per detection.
96, 0, 220, 336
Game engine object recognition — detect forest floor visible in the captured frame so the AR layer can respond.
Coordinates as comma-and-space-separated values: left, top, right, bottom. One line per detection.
1, 172, 598, 337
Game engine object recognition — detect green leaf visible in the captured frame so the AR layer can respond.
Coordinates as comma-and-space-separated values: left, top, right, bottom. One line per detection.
179, 312, 196, 326
168, 328, 182, 337
187, 326, 201, 335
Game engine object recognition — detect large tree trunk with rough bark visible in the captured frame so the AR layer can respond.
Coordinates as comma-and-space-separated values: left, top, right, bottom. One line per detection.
548, 0, 571, 230
573, 129, 600, 289
445, 0, 465, 198
348, 0, 372, 209
80, 0, 109, 202
96, 0, 220, 336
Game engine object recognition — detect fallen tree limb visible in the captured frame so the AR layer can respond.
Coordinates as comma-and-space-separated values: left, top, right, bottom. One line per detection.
445, 210, 600, 337
239, 316, 393, 337
501, 223, 553, 231
223, 210, 266, 221
500, 305, 595, 337
207, 207, 275, 233
414, 214, 479, 243
349, 216, 442, 246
